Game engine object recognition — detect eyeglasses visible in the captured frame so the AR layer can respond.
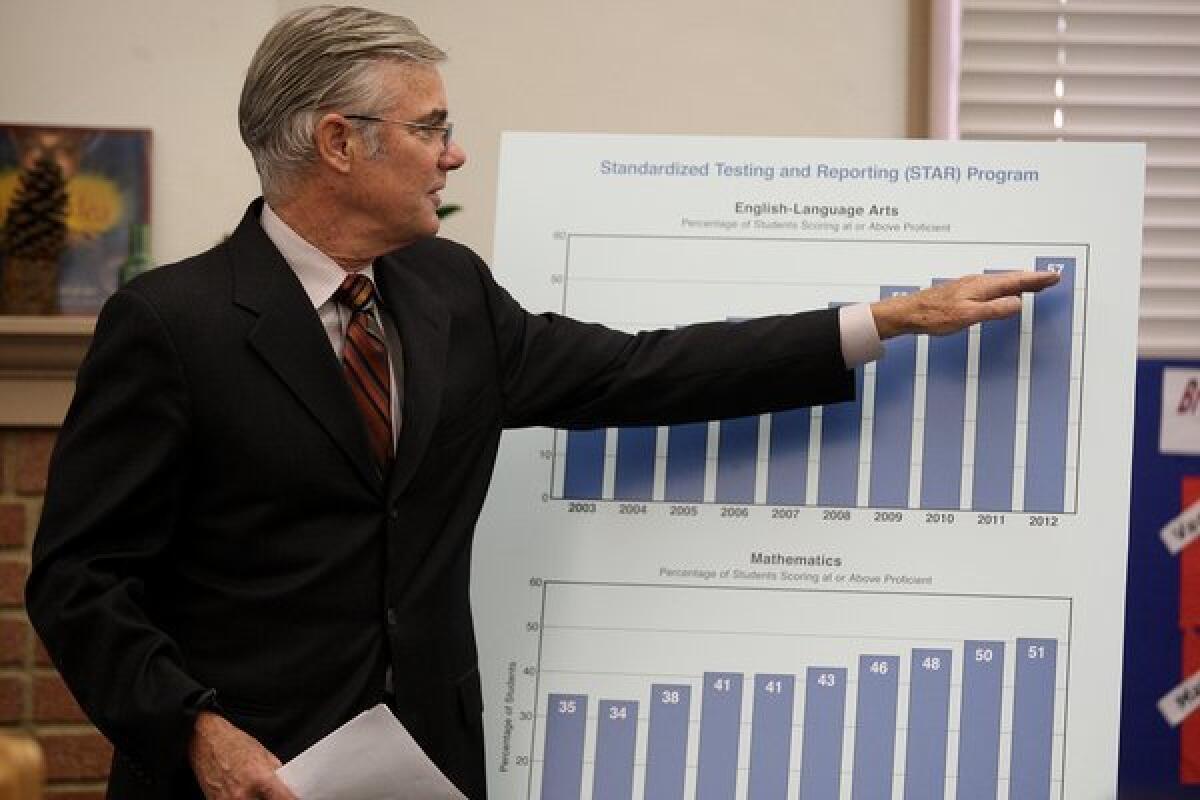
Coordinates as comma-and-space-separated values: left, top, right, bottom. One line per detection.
344, 114, 454, 150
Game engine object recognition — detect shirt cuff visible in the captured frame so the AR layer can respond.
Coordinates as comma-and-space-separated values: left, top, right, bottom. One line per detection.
839, 303, 885, 367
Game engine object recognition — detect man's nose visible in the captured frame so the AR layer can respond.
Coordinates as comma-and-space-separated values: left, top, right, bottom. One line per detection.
440, 140, 467, 170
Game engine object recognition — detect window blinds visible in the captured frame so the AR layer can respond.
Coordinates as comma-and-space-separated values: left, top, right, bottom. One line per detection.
955, 0, 1200, 357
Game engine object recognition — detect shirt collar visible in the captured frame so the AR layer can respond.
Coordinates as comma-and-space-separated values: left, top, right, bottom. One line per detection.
259, 201, 376, 310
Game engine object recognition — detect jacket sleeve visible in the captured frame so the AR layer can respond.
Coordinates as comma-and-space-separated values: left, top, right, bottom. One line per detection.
25, 288, 209, 786
471, 259, 856, 430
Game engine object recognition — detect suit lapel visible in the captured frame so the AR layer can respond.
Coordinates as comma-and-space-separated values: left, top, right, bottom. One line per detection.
227, 201, 382, 493
375, 250, 449, 501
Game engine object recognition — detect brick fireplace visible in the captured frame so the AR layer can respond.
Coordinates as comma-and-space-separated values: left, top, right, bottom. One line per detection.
1, 315, 111, 796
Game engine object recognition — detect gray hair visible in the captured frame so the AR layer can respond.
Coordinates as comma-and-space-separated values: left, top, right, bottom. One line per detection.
239, 5, 446, 202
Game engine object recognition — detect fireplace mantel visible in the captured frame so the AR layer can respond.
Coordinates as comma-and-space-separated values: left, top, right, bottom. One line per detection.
0, 315, 95, 427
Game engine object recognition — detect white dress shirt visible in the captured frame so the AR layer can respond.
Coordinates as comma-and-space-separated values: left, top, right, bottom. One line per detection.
260, 202, 400, 444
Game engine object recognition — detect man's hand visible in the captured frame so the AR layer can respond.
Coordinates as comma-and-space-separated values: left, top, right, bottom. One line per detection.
871, 270, 1060, 339
189, 711, 299, 800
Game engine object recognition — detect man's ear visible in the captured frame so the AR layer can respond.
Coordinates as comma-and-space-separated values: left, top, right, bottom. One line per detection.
313, 113, 354, 175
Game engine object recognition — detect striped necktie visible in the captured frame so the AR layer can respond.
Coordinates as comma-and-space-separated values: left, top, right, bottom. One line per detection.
334, 273, 393, 472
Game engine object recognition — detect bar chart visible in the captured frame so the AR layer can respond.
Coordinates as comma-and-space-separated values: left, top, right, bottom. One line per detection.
550, 236, 1087, 514
483, 134, 1141, 800
527, 582, 1070, 800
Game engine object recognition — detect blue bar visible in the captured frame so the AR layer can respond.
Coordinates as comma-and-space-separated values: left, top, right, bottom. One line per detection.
903, 649, 953, 800
1024, 258, 1076, 513
819, 304, 863, 508
644, 684, 691, 800
716, 316, 758, 504
799, 667, 848, 800
697, 672, 744, 800
665, 423, 707, 502
1009, 639, 1058, 800
748, 674, 795, 800
869, 286, 920, 508
615, 426, 656, 501
541, 694, 587, 800
593, 700, 638, 800
851, 655, 899, 800
920, 279, 969, 510
766, 409, 810, 505
972, 271, 1022, 512
817, 365, 863, 507
716, 417, 759, 504
563, 430, 605, 499
956, 641, 1005, 800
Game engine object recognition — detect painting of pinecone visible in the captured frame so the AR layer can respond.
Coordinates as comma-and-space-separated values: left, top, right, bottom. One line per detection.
1, 156, 67, 314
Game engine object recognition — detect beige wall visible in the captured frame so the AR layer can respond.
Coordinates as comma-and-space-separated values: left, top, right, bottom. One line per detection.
3, 0, 911, 264
0, 0, 276, 267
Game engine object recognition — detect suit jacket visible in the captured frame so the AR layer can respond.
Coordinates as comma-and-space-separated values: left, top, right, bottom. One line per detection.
25, 199, 853, 797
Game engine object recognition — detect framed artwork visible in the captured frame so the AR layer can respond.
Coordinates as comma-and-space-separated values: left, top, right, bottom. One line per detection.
0, 124, 151, 314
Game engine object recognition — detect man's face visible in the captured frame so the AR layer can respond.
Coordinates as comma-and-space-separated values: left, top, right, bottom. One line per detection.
347, 62, 466, 248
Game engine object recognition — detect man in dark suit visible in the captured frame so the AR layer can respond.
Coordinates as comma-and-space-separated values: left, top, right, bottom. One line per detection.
25, 6, 1055, 799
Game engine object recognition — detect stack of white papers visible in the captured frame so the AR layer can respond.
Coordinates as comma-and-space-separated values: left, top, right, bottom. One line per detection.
277, 705, 468, 799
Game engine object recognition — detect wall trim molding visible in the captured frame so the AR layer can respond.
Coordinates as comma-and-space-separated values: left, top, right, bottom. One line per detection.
0, 316, 94, 427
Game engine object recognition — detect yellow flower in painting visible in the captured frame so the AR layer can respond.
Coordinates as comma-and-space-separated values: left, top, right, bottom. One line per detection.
0, 169, 124, 237
65, 174, 124, 236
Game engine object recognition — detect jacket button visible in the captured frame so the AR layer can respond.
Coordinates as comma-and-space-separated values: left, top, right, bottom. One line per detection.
387, 608, 398, 627
388, 507, 399, 520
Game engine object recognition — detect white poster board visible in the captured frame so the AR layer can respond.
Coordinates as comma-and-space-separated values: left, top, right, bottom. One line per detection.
475, 134, 1144, 800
